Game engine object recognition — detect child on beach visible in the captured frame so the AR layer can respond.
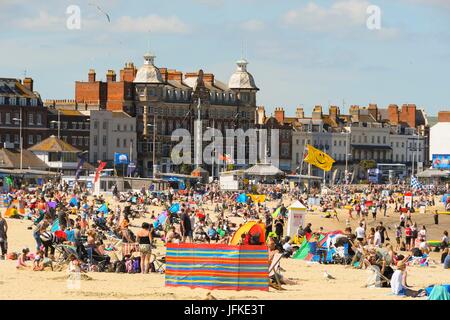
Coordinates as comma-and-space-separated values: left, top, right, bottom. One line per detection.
16, 248, 30, 269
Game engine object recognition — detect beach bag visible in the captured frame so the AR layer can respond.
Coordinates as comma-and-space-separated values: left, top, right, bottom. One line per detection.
114, 260, 126, 273
132, 257, 141, 273
125, 259, 133, 273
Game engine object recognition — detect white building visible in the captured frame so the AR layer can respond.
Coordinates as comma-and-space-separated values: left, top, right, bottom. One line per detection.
429, 112, 450, 166
89, 110, 137, 164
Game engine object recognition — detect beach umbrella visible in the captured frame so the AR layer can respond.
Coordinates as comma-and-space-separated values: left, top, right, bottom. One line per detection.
69, 196, 78, 207
98, 203, 108, 214
51, 219, 60, 232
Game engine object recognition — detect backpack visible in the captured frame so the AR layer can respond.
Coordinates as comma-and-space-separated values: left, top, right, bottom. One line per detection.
114, 260, 126, 273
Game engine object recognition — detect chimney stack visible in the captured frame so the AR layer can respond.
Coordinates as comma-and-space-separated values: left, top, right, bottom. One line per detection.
106, 70, 116, 82
23, 77, 33, 92
368, 103, 378, 121
88, 69, 96, 82
274, 107, 285, 124
388, 104, 399, 125
296, 107, 304, 119
120, 62, 137, 82
312, 105, 323, 120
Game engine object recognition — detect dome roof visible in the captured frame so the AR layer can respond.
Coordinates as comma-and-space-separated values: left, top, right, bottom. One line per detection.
133, 52, 163, 84
228, 58, 258, 90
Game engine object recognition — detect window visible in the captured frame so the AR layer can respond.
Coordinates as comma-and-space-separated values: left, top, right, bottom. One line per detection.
14, 134, 19, 144
36, 114, 42, 125
84, 136, 89, 146
31, 98, 37, 106
102, 135, 107, 146
116, 138, 120, 147
103, 121, 107, 130
117, 124, 121, 131
5, 134, 9, 143
402, 142, 404, 148
130, 125, 134, 131
333, 140, 337, 146
28, 113, 34, 125
93, 152, 98, 162
10, 97, 16, 105
377, 136, 380, 143
94, 135, 98, 146
78, 136, 83, 146
28, 135, 33, 145
0, 96, 4, 105
72, 122, 77, 129
20, 98, 26, 106
124, 124, 127, 131
62, 121, 68, 129
0, 113, 2, 124
94, 121, 98, 129
383, 136, 386, 144
36, 135, 42, 143
123, 139, 126, 148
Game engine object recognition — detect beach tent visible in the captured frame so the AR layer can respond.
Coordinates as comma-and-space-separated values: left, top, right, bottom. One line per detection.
286, 201, 306, 238
229, 221, 266, 245
3, 200, 25, 218
169, 203, 180, 214
292, 231, 343, 262
236, 193, 248, 203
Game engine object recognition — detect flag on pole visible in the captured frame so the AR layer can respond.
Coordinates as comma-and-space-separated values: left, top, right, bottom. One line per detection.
219, 153, 234, 164
94, 161, 107, 184
5, 176, 13, 186
411, 176, 423, 190
75, 153, 86, 180
304, 144, 335, 172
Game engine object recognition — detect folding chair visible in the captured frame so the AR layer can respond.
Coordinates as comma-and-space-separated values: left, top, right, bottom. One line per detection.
268, 252, 286, 290
150, 253, 166, 273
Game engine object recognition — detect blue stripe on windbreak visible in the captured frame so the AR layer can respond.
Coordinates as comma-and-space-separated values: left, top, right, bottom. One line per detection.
165, 275, 266, 283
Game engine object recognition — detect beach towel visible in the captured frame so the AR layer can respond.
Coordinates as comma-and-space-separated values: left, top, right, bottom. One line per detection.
428, 285, 450, 300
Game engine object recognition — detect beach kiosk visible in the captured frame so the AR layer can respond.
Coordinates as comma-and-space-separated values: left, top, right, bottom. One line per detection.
287, 200, 307, 238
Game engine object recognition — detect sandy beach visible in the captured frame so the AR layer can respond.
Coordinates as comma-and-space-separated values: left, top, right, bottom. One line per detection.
1, 198, 449, 300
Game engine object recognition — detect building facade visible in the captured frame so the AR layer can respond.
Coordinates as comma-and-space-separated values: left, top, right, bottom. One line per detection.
0, 77, 47, 149
89, 110, 137, 171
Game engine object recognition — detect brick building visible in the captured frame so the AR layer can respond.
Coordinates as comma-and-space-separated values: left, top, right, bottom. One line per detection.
75, 53, 259, 177
0, 77, 47, 149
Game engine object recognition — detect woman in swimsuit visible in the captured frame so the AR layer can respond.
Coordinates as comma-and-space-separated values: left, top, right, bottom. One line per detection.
136, 223, 153, 274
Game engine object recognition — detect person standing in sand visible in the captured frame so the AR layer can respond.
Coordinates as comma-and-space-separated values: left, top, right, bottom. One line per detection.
0, 215, 8, 260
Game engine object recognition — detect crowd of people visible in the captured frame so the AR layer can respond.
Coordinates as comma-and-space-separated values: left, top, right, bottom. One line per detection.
0, 178, 449, 298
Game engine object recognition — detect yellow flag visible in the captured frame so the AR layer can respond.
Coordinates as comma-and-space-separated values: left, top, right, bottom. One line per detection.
304, 144, 335, 171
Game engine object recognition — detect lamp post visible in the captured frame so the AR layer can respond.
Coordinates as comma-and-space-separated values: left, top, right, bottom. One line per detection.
50, 110, 61, 139
12, 109, 23, 172
147, 115, 157, 179
207, 119, 216, 180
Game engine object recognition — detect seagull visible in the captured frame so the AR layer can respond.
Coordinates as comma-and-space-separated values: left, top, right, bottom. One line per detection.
323, 270, 336, 280
89, 3, 111, 22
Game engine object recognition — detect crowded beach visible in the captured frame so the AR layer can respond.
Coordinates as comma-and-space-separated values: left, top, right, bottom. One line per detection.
0, 178, 449, 300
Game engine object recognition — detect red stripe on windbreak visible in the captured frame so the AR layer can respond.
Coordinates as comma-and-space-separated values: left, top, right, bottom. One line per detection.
165, 283, 269, 292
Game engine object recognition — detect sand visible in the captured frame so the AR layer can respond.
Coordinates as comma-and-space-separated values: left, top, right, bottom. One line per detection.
0, 198, 449, 300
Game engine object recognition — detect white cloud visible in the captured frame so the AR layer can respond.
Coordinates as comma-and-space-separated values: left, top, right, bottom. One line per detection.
283, 0, 370, 32
13, 10, 190, 34
114, 15, 190, 34
240, 19, 265, 32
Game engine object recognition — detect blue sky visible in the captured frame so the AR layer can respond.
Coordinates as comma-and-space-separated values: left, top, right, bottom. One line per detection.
1, 0, 449, 116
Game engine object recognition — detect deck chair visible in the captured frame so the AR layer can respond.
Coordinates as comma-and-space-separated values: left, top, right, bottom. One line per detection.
268, 252, 286, 290
150, 253, 166, 273
53, 244, 82, 270
366, 265, 391, 288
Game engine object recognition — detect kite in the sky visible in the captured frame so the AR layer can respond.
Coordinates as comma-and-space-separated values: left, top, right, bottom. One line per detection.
89, 3, 111, 22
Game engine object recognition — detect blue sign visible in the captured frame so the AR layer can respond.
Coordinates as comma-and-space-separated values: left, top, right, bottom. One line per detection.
432, 154, 450, 169
86, 181, 93, 189
114, 153, 129, 165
